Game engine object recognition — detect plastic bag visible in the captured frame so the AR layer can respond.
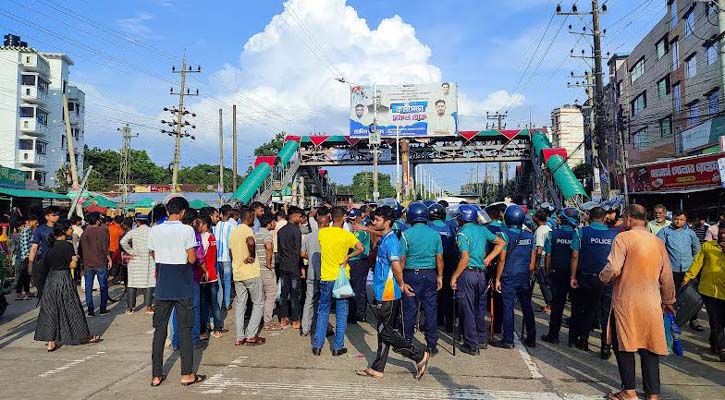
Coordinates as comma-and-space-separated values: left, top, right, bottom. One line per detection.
332, 265, 354, 299
665, 312, 683, 356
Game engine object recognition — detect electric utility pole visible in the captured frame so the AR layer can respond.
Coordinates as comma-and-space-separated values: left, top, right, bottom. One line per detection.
164, 55, 200, 193
218, 108, 224, 206
232, 104, 238, 191
117, 124, 137, 207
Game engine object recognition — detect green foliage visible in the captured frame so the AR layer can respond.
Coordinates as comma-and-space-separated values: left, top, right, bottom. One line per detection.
178, 164, 242, 192
571, 163, 593, 180
346, 171, 396, 202
253, 132, 286, 156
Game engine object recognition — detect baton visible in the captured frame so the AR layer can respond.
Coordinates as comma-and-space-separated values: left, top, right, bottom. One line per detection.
489, 280, 495, 340
452, 288, 457, 356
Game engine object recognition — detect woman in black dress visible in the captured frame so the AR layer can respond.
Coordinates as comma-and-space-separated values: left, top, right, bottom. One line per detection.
34, 220, 101, 351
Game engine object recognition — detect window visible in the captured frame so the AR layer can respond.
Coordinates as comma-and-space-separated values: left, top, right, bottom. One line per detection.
617, 80, 623, 97
35, 141, 47, 155
684, 9, 694, 37
686, 54, 697, 78
18, 139, 33, 150
688, 101, 700, 127
707, 89, 720, 115
633, 128, 649, 148
21, 75, 35, 86
670, 1, 678, 28
36, 109, 48, 126
68, 102, 75, 111
707, 45, 717, 65
673, 82, 682, 112
631, 92, 647, 116
671, 38, 679, 69
656, 37, 668, 59
659, 116, 672, 138
61, 135, 66, 149
630, 58, 645, 83
707, 3, 717, 17
657, 76, 670, 99
62, 80, 67, 94
20, 106, 34, 118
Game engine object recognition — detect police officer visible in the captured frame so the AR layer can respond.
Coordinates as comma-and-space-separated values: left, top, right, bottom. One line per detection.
602, 200, 625, 233
428, 203, 458, 332
540, 202, 558, 230
347, 208, 371, 323
569, 206, 619, 359
484, 202, 507, 335
490, 205, 538, 349
450, 204, 506, 355
541, 207, 579, 345
400, 202, 444, 354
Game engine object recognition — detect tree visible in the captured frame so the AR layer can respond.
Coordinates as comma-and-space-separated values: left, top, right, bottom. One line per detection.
254, 132, 286, 156
571, 163, 593, 180
82, 146, 170, 190
347, 172, 395, 202
178, 164, 243, 192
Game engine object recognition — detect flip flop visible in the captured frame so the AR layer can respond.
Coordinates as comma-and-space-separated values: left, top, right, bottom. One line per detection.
415, 351, 430, 380
606, 392, 634, 400
81, 336, 103, 345
356, 369, 383, 379
151, 375, 166, 387
211, 331, 223, 338
181, 374, 206, 387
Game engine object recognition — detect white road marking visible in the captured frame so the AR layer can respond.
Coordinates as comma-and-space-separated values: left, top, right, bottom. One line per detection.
38, 351, 105, 378
198, 379, 602, 399
514, 332, 544, 379
145, 329, 155, 334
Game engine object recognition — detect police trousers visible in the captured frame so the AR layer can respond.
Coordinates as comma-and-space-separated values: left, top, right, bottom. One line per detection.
402, 269, 438, 348
547, 269, 574, 340
456, 268, 488, 348
571, 273, 611, 344
501, 273, 535, 344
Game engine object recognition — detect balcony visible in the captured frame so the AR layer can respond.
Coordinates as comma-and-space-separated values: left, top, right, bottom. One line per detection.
18, 150, 47, 167
20, 53, 50, 76
19, 117, 48, 137
69, 111, 79, 125
20, 85, 48, 105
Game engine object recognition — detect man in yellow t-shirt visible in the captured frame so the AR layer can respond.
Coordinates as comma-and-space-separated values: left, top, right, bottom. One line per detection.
312, 206, 364, 356
229, 207, 265, 346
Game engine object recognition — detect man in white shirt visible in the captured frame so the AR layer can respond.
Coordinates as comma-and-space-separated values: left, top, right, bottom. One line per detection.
533, 210, 553, 313
427, 99, 456, 136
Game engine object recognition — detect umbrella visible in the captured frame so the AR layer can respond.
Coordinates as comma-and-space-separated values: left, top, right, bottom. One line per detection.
128, 197, 155, 209
83, 195, 118, 209
189, 199, 211, 209
84, 205, 108, 215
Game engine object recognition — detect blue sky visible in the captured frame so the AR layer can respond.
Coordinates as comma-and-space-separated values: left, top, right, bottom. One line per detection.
2, 0, 666, 192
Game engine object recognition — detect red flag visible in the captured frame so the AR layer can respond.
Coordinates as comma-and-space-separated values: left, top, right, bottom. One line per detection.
309, 135, 330, 146
459, 131, 479, 141
541, 148, 568, 163
285, 135, 301, 142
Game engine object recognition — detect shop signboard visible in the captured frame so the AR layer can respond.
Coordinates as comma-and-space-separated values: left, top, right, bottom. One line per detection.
0, 165, 26, 189
677, 117, 725, 154
627, 153, 723, 192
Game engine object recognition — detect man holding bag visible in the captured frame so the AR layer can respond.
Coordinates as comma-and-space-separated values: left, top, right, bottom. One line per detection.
312, 206, 364, 356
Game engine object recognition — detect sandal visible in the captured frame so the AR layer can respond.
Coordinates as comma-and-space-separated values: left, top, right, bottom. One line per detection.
180, 374, 206, 387
415, 351, 430, 380
356, 368, 384, 379
211, 331, 223, 338
47, 344, 59, 352
125, 309, 134, 315
81, 336, 103, 345
606, 392, 636, 400
245, 337, 266, 346
234, 339, 247, 346
264, 324, 282, 331
151, 375, 166, 387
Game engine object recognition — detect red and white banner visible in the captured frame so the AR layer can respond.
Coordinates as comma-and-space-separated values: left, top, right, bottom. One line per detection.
627, 153, 723, 192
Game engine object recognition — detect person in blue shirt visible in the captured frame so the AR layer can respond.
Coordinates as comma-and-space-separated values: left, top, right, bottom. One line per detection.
428, 203, 458, 332
400, 202, 444, 354
656, 209, 702, 331
541, 207, 579, 346
450, 204, 506, 355
356, 206, 429, 380
490, 205, 538, 349
346, 208, 371, 323
569, 206, 619, 359
484, 202, 507, 335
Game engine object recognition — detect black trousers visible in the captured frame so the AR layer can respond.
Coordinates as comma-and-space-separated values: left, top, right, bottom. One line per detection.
370, 299, 425, 373
349, 259, 370, 321
437, 257, 456, 330
703, 295, 725, 352
152, 298, 194, 377
572, 273, 606, 343
278, 270, 301, 321
673, 272, 698, 324
15, 259, 31, 294
487, 265, 503, 334
547, 269, 573, 340
612, 318, 660, 395
127, 287, 154, 309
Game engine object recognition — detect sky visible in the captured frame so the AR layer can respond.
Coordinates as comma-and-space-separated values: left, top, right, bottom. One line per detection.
1, 0, 667, 192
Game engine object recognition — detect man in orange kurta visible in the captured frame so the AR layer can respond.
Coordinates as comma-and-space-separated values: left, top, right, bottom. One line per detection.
599, 204, 675, 400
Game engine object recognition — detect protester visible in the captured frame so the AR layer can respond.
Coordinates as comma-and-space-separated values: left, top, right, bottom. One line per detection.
301, 207, 327, 338
28, 206, 60, 300
79, 212, 111, 316
704, 211, 725, 241
312, 206, 363, 356
599, 204, 675, 400
683, 222, 725, 362
197, 216, 222, 338
692, 216, 710, 244
213, 205, 236, 312
148, 197, 205, 387
255, 214, 279, 331
34, 220, 102, 351
276, 206, 304, 330
229, 207, 266, 346
646, 204, 670, 236
120, 213, 155, 314
15, 213, 36, 300
533, 210, 552, 314
347, 208, 371, 323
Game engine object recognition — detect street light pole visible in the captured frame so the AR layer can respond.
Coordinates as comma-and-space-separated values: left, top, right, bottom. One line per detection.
396, 125, 401, 202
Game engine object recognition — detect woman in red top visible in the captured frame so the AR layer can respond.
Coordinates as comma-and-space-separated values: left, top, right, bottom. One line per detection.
197, 216, 224, 338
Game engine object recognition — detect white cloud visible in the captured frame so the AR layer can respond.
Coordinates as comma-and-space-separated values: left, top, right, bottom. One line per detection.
116, 12, 159, 40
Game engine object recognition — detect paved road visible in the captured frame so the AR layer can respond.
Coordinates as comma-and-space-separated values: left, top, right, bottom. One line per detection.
1, 289, 722, 399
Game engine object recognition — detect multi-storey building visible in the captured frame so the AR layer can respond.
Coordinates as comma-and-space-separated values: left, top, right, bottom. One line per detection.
550, 105, 585, 168
0, 34, 84, 188
609, 0, 723, 165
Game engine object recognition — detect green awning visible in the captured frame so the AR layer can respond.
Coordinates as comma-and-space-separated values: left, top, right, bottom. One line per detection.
189, 199, 211, 209
0, 187, 69, 199
83, 195, 118, 208
128, 197, 155, 209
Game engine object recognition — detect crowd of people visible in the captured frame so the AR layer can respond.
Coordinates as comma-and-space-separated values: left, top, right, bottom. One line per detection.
1, 195, 723, 398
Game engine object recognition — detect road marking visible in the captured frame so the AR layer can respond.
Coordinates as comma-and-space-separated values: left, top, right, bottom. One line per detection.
514, 332, 544, 379
198, 379, 602, 399
38, 351, 105, 378
145, 329, 155, 334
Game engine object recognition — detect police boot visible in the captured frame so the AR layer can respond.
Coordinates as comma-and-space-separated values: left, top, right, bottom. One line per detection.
600, 344, 612, 360
575, 338, 589, 352
458, 343, 480, 355
523, 337, 536, 348
541, 333, 559, 344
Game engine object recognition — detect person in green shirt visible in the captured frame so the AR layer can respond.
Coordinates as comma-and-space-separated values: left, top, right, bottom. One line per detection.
347, 208, 371, 323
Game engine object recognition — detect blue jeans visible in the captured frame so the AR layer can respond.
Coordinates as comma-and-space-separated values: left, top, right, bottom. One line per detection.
84, 267, 108, 313
171, 284, 201, 348
313, 280, 348, 350
216, 261, 232, 308
200, 281, 222, 332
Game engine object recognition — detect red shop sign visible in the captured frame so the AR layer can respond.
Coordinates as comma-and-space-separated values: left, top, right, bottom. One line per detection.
627, 153, 723, 192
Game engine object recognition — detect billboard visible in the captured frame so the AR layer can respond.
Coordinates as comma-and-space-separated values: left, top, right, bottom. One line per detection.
627, 153, 722, 193
349, 83, 458, 138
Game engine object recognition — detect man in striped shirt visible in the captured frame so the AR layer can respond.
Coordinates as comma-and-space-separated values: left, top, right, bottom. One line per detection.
213, 205, 237, 312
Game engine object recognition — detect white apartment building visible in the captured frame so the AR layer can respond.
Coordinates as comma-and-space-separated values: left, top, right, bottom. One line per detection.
550, 105, 585, 169
0, 35, 84, 188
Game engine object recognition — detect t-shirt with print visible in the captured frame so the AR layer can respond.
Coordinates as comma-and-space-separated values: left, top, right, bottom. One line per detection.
374, 231, 402, 301
255, 228, 274, 272
213, 219, 236, 262
229, 223, 260, 281
318, 226, 359, 282
199, 231, 218, 282
148, 220, 198, 300
31, 224, 54, 260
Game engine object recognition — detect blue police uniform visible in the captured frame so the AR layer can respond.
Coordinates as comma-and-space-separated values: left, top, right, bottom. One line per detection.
570, 222, 618, 346
485, 220, 505, 334
393, 219, 409, 237
429, 219, 459, 330
499, 227, 536, 345
401, 223, 443, 349
543, 225, 576, 342
456, 222, 499, 351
